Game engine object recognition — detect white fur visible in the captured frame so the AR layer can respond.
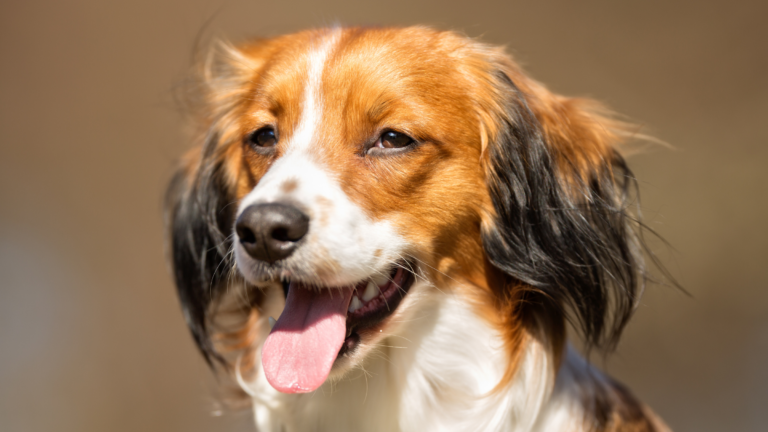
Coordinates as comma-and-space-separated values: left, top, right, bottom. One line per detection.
287, 29, 340, 155
236, 282, 602, 432
531, 346, 620, 432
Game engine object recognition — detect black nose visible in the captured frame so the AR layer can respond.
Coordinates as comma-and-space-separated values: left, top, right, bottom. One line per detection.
235, 203, 309, 264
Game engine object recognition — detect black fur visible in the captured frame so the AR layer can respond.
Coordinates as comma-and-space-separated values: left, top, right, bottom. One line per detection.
165, 37, 259, 367
165, 137, 237, 366
482, 72, 642, 349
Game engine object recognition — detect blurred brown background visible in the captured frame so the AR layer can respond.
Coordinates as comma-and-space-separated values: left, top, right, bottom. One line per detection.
1, 0, 766, 431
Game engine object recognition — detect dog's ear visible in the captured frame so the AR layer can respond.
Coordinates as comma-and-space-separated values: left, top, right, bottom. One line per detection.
165, 150, 236, 366
479, 62, 644, 349
164, 41, 265, 366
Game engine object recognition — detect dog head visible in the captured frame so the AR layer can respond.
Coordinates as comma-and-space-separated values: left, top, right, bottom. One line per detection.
166, 27, 644, 394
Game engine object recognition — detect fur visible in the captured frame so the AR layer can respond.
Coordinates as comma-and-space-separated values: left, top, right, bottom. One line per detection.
165, 26, 670, 431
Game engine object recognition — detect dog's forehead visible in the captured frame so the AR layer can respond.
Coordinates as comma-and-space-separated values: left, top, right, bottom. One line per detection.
246, 28, 474, 139
236, 28, 486, 212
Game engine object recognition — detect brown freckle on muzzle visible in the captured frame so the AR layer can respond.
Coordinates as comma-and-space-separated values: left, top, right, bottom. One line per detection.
315, 196, 333, 226
312, 244, 343, 279
281, 179, 299, 193
316, 196, 333, 208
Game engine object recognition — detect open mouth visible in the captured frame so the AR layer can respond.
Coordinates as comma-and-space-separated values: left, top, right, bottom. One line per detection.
339, 264, 415, 357
261, 262, 415, 394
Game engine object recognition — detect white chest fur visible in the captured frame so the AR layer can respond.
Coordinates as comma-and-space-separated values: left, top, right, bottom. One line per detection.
239, 285, 575, 432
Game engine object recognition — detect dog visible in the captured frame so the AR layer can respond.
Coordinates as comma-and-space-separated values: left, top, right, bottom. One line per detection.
165, 26, 671, 431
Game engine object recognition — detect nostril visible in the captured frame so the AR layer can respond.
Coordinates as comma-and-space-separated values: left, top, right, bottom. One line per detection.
236, 225, 257, 245
271, 227, 289, 242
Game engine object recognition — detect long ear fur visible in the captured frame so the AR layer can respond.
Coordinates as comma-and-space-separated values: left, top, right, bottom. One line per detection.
481, 65, 644, 350
164, 41, 261, 366
165, 151, 236, 366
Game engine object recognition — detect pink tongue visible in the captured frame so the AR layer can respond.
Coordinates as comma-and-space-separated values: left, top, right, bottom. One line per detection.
262, 283, 354, 393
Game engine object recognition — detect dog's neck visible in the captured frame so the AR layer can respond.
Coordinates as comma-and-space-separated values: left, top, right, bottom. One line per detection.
240, 282, 612, 432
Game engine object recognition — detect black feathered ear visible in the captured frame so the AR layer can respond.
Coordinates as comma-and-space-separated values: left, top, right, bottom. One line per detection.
164, 41, 261, 366
480, 68, 644, 349
165, 147, 237, 366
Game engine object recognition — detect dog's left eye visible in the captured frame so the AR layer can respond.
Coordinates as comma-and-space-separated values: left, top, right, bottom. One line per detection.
246, 127, 278, 151
368, 130, 416, 155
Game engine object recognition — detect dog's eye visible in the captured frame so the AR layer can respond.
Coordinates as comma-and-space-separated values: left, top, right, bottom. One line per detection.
379, 131, 413, 149
247, 127, 277, 149
368, 130, 415, 155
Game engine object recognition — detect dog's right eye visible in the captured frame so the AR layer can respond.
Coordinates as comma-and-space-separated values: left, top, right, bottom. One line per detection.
366, 130, 417, 156
247, 127, 278, 151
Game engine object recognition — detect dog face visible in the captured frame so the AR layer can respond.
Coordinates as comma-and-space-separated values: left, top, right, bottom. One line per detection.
234, 30, 488, 278
232, 28, 493, 392
167, 27, 643, 395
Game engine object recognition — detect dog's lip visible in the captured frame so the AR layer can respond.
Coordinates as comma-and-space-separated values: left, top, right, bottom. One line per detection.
345, 265, 411, 325
338, 263, 415, 357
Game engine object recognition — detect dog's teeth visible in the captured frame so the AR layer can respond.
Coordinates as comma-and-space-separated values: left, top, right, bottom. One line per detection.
372, 272, 390, 287
348, 296, 363, 313
362, 281, 379, 302
268, 316, 276, 329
